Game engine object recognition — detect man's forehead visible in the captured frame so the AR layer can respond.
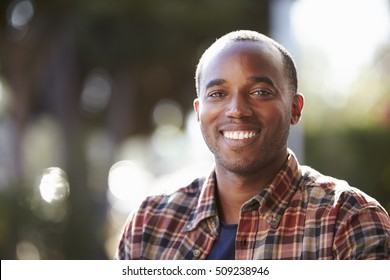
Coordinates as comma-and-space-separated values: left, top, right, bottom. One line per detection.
203, 40, 281, 67
201, 40, 282, 75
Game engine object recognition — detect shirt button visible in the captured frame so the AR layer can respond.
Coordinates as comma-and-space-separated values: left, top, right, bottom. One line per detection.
193, 250, 201, 258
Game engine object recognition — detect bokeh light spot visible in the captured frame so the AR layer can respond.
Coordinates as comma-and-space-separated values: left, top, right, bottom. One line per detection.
81, 68, 112, 114
7, 0, 35, 30
38, 167, 69, 204
16, 240, 40, 260
152, 99, 183, 128
108, 160, 154, 201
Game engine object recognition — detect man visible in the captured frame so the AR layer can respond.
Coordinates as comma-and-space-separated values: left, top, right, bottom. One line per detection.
116, 30, 390, 259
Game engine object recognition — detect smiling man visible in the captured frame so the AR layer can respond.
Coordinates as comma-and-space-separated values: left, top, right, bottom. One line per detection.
116, 30, 390, 260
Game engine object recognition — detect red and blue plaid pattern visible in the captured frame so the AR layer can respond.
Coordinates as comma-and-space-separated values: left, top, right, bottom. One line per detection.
116, 151, 390, 259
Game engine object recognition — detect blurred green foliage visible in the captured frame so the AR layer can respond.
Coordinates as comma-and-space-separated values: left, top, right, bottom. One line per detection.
305, 127, 390, 213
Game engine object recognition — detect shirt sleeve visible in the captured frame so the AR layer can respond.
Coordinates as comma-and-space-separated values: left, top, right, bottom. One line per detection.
114, 210, 137, 260
333, 203, 390, 259
114, 199, 148, 260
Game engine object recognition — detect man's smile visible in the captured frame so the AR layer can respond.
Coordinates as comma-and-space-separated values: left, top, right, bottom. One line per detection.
222, 130, 257, 140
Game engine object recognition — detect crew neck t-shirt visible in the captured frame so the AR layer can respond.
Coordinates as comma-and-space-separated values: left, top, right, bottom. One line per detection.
206, 221, 238, 260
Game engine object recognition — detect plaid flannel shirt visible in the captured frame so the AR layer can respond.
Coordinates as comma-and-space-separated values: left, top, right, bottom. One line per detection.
116, 151, 390, 259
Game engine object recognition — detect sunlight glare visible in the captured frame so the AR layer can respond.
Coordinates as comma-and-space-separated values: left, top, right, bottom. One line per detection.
291, 0, 390, 105
108, 160, 154, 200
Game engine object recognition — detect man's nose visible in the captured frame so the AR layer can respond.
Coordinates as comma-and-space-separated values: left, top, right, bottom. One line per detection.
225, 93, 253, 118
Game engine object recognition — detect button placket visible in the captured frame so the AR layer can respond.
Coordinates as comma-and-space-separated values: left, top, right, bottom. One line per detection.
193, 249, 201, 258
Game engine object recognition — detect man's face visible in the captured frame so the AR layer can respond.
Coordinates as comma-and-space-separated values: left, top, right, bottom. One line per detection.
194, 41, 303, 176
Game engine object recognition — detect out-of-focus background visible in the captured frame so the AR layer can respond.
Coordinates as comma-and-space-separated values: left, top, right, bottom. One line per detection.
0, 0, 389, 259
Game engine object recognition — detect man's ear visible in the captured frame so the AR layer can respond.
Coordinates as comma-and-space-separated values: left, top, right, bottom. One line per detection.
193, 98, 200, 122
291, 93, 304, 125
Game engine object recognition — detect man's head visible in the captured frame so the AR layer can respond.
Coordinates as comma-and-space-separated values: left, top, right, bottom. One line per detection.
195, 30, 298, 97
193, 30, 304, 176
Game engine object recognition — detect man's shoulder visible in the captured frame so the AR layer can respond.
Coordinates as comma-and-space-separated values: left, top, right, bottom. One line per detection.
139, 176, 206, 213
298, 165, 381, 210
300, 165, 349, 191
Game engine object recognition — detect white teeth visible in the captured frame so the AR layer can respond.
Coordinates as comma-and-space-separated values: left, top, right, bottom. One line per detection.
223, 131, 256, 140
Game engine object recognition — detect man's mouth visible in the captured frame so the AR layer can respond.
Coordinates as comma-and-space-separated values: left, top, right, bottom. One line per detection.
222, 131, 257, 140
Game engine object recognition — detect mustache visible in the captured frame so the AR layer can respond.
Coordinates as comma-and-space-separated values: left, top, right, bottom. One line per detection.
217, 119, 263, 130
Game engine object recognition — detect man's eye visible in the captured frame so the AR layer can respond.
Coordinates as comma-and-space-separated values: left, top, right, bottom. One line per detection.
209, 92, 224, 98
252, 90, 271, 96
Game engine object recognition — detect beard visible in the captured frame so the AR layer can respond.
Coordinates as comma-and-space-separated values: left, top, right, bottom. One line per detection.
201, 122, 291, 177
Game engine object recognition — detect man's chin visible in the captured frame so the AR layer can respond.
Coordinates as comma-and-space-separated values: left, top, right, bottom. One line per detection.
218, 159, 262, 176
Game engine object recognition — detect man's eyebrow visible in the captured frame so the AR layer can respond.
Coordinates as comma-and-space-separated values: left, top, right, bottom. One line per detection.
205, 79, 226, 90
204, 76, 274, 90
249, 76, 275, 86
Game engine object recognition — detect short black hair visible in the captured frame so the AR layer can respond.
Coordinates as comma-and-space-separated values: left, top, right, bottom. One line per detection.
195, 30, 298, 96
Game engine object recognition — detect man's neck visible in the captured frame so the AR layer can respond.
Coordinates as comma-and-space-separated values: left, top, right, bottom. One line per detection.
214, 170, 268, 224
214, 157, 288, 224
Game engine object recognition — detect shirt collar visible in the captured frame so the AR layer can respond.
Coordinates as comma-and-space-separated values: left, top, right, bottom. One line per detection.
185, 149, 301, 231
184, 170, 219, 232
250, 150, 301, 228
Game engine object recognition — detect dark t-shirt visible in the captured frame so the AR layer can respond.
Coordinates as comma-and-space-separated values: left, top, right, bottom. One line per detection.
206, 221, 238, 260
